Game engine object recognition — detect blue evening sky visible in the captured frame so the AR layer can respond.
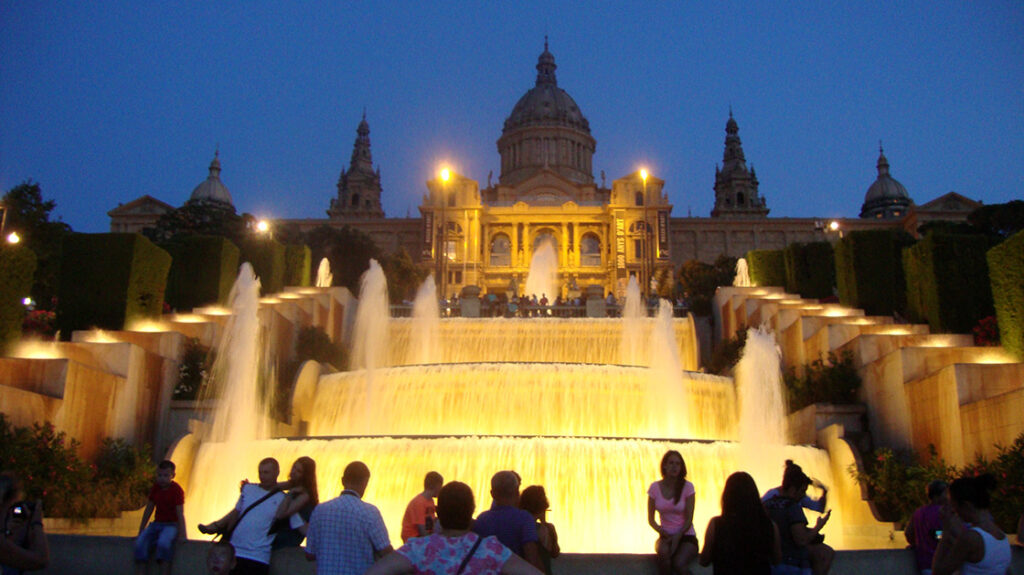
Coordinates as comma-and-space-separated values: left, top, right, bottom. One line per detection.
1, 1, 1022, 232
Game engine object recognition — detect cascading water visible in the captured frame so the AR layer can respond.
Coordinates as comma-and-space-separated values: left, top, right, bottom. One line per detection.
202, 263, 270, 443
349, 260, 389, 371
523, 239, 558, 301
733, 326, 791, 486
733, 257, 751, 287
409, 275, 440, 365
620, 274, 645, 364
315, 257, 333, 288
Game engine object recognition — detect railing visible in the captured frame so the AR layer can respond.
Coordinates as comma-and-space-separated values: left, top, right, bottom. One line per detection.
389, 303, 690, 318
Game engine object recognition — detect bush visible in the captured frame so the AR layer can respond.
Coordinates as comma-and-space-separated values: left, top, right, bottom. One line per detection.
834, 229, 915, 316
0, 245, 37, 352
960, 434, 1024, 532
174, 337, 214, 400
746, 249, 786, 288
972, 316, 1000, 346
162, 235, 240, 312
238, 238, 286, 295
677, 256, 736, 316
708, 329, 747, 376
0, 415, 153, 521
283, 244, 312, 288
987, 230, 1024, 360
22, 309, 56, 340
849, 446, 956, 525
903, 233, 995, 334
783, 242, 835, 299
784, 350, 861, 412
56, 233, 172, 337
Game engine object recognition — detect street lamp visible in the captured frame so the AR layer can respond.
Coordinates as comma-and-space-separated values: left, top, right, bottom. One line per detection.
6, 231, 20, 244
829, 220, 843, 239
640, 169, 652, 299
437, 168, 451, 308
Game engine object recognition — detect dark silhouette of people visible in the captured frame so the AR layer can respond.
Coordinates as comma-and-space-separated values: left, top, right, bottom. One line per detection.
699, 471, 780, 574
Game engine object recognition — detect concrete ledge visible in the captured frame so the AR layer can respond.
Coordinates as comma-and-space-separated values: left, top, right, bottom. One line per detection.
36, 535, 1024, 574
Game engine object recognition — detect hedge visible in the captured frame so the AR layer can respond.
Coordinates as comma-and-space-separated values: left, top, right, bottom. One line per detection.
746, 249, 786, 288
0, 245, 37, 352
904, 233, 995, 334
284, 244, 311, 288
987, 230, 1024, 359
162, 235, 240, 312
238, 238, 286, 295
834, 229, 914, 316
56, 233, 171, 337
783, 241, 835, 299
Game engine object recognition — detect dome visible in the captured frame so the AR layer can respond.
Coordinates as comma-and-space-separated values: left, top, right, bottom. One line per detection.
189, 151, 234, 206
502, 43, 591, 134
860, 147, 912, 219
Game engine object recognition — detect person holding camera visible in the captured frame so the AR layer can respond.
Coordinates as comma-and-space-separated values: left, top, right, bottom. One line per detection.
0, 472, 48, 573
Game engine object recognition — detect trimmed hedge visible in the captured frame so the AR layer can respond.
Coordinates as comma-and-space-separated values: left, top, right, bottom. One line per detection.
834, 229, 914, 316
284, 244, 311, 288
162, 235, 240, 312
784, 241, 835, 299
746, 249, 786, 288
56, 233, 172, 337
0, 245, 37, 352
988, 230, 1024, 359
904, 233, 995, 334
238, 238, 286, 295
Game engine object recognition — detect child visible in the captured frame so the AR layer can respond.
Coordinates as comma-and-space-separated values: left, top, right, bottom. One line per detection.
206, 541, 236, 575
134, 460, 186, 575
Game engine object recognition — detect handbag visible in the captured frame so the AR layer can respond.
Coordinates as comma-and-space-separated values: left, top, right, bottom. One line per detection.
456, 535, 484, 574
210, 487, 281, 542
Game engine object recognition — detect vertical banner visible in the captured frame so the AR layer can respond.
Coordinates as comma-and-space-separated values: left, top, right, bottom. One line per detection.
657, 211, 669, 255
424, 212, 434, 254
616, 217, 626, 269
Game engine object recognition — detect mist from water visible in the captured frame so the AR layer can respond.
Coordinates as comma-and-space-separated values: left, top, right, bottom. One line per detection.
350, 260, 390, 371
620, 275, 645, 364
410, 275, 440, 364
315, 257, 333, 288
524, 240, 558, 301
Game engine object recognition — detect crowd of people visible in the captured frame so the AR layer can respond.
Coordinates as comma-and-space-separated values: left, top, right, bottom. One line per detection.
428, 292, 692, 318
1, 450, 1020, 575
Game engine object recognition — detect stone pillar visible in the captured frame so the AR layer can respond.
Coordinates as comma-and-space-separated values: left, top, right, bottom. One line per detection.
585, 284, 606, 318
460, 285, 481, 318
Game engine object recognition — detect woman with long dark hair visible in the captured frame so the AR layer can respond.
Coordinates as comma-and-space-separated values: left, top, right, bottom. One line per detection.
519, 485, 560, 575
698, 471, 781, 574
272, 456, 319, 548
648, 450, 698, 575
933, 473, 1010, 575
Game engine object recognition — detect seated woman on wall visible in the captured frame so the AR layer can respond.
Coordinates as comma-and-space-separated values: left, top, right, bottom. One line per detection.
272, 456, 319, 549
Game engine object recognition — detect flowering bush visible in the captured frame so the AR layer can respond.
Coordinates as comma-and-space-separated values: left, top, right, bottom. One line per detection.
174, 337, 213, 400
0, 415, 153, 521
22, 310, 56, 339
784, 350, 861, 412
972, 315, 1000, 346
959, 434, 1024, 532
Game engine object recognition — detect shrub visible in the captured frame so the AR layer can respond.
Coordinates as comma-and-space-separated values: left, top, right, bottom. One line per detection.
784, 350, 861, 412
162, 235, 239, 311
238, 238, 286, 295
22, 309, 56, 339
283, 244, 311, 288
56, 233, 171, 337
903, 233, 995, 334
783, 242, 835, 299
987, 230, 1024, 360
0, 245, 37, 352
174, 337, 214, 400
849, 446, 956, 525
746, 249, 786, 288
834, 229, 915, 316
0, 415, 153, 521
708, 329, 747, 376
972, 316, 1000, 346
677, 256, 736, 316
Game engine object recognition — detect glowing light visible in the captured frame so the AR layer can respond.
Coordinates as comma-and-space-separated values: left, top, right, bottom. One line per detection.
82, 330, 119, 343
829, 220, 840, 232
21, 297, 33, 306
440, 168, 450, 182
11, 341, 63, 359
169, 314, 206, 324
194, 306, 231, 316
255, 220, 270, 234
260, 297, 281, 305
6, 232, 20, 244
640, 168, 648, 182
127, 319, 167, 333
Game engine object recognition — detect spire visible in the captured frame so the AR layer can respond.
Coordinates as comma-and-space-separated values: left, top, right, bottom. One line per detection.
877, 141, 890, 177
350, 112, 373, 174
535, 37, 557, 86
208, 149, 221, 180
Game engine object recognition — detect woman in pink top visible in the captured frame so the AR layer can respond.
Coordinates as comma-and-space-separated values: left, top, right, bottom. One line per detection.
648, 450, 698, 575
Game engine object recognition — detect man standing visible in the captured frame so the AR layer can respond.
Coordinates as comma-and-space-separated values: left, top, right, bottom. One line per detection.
199, 458, 290, 575
472, 471, 543, 571
401, 471, 443, 542
305, 461, 392, 575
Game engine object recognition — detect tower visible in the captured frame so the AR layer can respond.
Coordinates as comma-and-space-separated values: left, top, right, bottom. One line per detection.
860, 144, 912, 219
328, 113, 385, 219
711, 111, 768, 218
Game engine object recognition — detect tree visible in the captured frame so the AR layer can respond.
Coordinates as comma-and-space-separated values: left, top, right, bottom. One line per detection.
143, 199, 248, 245
677, 255, 736, 315
2, 181, 72, 309
379, 247, 429, 304
968, 200, 1024, 238
303, 225, 381, 293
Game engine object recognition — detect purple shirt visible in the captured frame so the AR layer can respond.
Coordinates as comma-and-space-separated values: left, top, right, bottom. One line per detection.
908, 502, 942, 571
471, 505, 538, 556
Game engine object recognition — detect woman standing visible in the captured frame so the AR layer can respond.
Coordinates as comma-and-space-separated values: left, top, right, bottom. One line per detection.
698, 471, 781, 574
519, 486, 560, 575
648, 450, 698, 575
272, 456, 319, 548
932, 474, 1011, 575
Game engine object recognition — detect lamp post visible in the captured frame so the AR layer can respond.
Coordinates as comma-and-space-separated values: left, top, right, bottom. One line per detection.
640, 169, 650, 299
436, 168, 451, 308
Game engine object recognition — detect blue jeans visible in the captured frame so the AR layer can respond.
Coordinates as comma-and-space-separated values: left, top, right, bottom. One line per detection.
134, 522, 178, 562
770, 565, 811, 575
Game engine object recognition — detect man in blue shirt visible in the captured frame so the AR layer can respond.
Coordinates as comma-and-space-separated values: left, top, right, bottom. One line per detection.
472, 471, 543, 571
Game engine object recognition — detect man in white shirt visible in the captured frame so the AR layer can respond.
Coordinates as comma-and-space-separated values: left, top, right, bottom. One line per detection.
199, 458, 298, 575
305, 461, 392, 575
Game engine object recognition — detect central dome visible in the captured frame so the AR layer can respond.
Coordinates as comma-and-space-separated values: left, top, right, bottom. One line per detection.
497, 41, 596, 187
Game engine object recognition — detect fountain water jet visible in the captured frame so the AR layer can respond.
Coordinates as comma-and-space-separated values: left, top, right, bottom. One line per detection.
620, 275, 645, 365
315, 257, 333, 288
523, 239, 558, 301
733, 257, 751, 287
349, 260, 389, 371
409, 275, 440, 364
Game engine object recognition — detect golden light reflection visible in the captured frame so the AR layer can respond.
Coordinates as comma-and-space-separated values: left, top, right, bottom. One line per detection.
194, 306, 231, 316
260, 297, 281, 305
10, 341, 64, 359
972, 349, 1015, 364
81, 330, 119, 343
126, 319, 167, 333
169, 314, 206, 324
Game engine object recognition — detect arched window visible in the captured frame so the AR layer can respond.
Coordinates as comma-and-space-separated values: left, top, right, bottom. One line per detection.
490, 233, 511, 266
351, 193, 360, 208
635, 192, 644, 206
581, 234, 601, 267
737, 192, 745, 206
447, 193, 456, 207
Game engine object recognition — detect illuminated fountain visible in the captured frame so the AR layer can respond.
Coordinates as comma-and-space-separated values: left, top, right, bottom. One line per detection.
523, 239, 558, 300
179, 261, 849, 554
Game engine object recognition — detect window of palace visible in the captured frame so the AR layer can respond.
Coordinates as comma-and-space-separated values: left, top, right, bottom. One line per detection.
490, 234, 511, 266
581, 234, 601, 267
635, 192, 644, 206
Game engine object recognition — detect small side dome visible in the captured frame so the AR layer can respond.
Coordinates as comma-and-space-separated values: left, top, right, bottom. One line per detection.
190, 151, 234, 206
860, 145, 912, 219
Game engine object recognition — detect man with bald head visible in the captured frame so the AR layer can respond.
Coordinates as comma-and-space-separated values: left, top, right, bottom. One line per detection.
305, 461, 392, 575
471, 470, 544, 571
